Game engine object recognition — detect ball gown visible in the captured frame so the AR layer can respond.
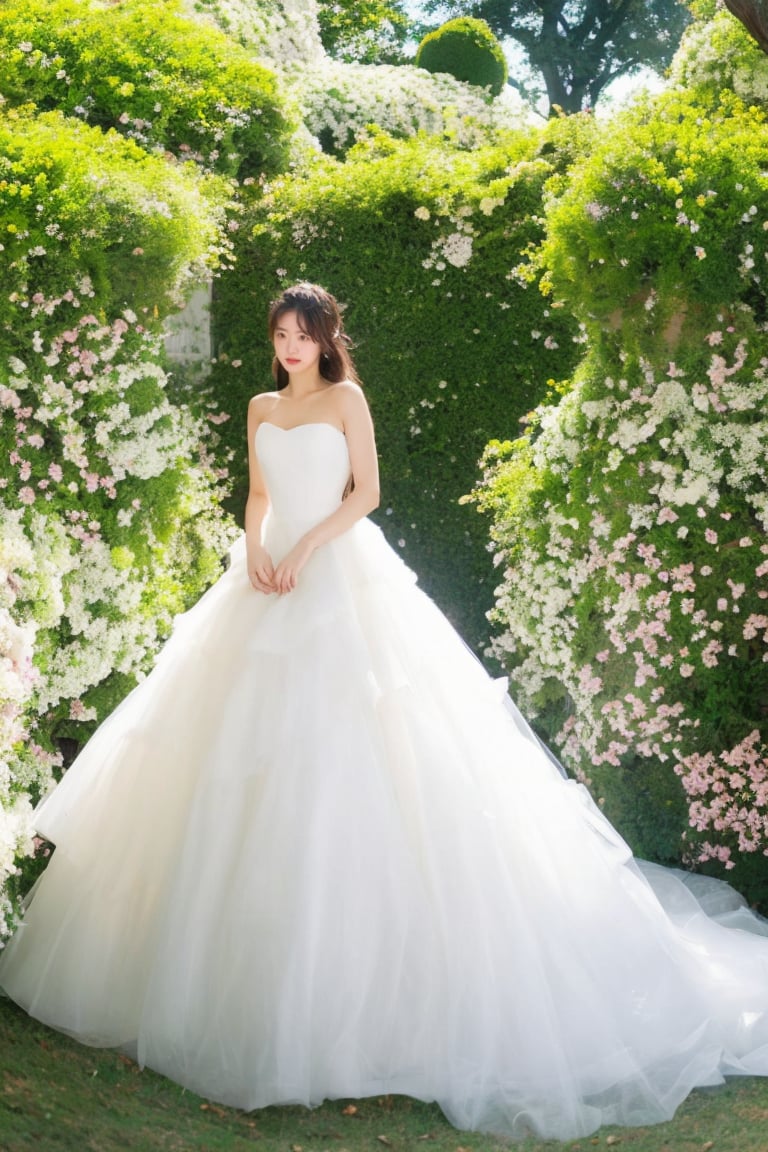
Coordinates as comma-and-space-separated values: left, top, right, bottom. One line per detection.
2, 420, 768, 1141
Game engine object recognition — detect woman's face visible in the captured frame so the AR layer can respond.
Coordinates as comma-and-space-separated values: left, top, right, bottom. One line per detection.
272, 310, 322, 377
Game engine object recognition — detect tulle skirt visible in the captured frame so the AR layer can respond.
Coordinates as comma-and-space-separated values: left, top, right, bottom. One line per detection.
3, 523, 768, 1140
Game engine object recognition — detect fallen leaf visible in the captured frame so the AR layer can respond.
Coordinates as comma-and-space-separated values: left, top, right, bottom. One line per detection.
291, 1145, 303, 1152
342, 1104, 358, 1115
606, 1139, 621, 1147
377, 1137, 393, 1146
702, 1144, 714, 1151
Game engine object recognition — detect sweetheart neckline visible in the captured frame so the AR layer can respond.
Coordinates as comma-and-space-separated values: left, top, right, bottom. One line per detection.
256, 421, 345, 437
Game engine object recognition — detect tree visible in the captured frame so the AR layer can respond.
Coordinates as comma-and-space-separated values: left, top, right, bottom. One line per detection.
425, 1, 691, 114
316, 0, 412, 63
722, 0, 768, 53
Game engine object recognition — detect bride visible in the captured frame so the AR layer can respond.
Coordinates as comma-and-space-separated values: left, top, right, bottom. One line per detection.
2, 282, 768, 1142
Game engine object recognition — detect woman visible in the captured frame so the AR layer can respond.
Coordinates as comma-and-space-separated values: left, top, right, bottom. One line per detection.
2, 283, 768, 1141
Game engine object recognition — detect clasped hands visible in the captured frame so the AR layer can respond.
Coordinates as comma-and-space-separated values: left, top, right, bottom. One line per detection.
248, 540, 314, 596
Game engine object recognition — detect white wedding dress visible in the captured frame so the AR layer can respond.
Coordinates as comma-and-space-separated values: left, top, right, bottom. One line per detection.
3, 421, 768, 1141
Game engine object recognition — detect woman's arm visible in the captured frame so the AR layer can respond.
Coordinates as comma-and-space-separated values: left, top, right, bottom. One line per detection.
271, 383, 380, 594
245, 396, 276, 594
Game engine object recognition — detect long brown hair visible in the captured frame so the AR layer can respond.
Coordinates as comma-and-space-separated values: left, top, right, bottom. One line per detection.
268, 282, 360, 390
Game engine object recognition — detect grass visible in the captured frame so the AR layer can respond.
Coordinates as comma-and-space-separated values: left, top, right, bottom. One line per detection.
3, 998, 768, 1152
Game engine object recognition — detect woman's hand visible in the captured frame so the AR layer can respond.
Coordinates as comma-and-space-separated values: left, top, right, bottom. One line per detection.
248, 545, 276, 594
272, 537, 315, 595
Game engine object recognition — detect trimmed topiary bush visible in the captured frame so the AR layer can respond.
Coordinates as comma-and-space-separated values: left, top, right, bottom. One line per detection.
203, 128, 582, 652
415, 16, 508, 98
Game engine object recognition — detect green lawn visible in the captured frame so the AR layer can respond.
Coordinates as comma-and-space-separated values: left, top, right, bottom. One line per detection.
2, 998, 768, 1152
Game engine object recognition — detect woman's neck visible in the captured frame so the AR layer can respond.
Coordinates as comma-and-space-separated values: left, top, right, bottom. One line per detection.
282, 370, 326, 400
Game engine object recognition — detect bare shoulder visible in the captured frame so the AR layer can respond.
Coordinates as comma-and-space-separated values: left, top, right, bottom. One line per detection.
330, 380, 370, 419
249, 390, 279, 412
248, 390, 279, 424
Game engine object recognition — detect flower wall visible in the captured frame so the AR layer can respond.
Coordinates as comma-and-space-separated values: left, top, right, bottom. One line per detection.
470, 83, 768, 901
0, 105, 245, 937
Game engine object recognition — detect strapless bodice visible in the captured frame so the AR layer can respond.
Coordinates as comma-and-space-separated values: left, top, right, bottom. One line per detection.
255, 422, 351, 539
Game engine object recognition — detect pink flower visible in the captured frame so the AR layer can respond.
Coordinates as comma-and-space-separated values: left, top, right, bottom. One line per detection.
701, 640, 723, 668
705, 528, 718, 544
19, 486, 35, 504
0, 387, 20, 409
743, 614, 768, 641
48, 462, 63, 481
728, 579, 746, 600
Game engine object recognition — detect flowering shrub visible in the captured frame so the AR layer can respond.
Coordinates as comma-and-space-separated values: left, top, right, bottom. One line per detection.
0, 0, 295, 178
206, 128, 581, 650
292, 59, 524, 155
670, 6, 768, 107
469, 88, 768, 899
0, 107, 236, 938
187, 0, 325, 68
179, 0, 523, 155
0, 106, 232, 331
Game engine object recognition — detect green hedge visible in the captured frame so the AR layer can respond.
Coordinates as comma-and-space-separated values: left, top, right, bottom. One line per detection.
415, 17, 508, 97
203, 128, 581, 652
0, 0, 295, 178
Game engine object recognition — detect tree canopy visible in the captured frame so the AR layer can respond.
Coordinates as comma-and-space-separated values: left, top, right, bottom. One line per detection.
316, 0, 412, 62
426, 0, 691, 113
